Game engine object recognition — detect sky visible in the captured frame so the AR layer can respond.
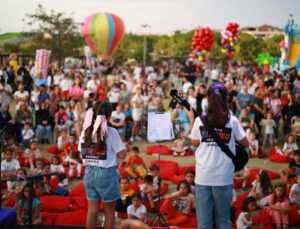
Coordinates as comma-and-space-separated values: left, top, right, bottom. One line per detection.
1, 0, 300, 35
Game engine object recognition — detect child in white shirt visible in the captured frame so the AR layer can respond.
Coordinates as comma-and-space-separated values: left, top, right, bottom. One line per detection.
127, 192, 147, 222
31, 85, 40, 110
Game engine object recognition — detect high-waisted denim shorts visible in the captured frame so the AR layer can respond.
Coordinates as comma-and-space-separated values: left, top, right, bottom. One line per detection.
84, 166, 120, 202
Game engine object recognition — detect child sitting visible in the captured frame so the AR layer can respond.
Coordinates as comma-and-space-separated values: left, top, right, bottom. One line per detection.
125, 146, 147, 179
148, 164, 160, 191
171, 136, 190, 156
267, 183, 290, 229
279, 150, 300, 185
116, 177, 134, 213
127, 192, 147, 222
9, 168, 27, 202
57, 129, 68, 151
24, 139, 42, 170
63, 150, 82, 179
1, 148, 21, 190
159, 180, 195, 226
236, 196, 263, 229
289, 173, 300, 210
64, 134, 78, 155
21, 122, 34, 147
249, 169, 273, 208
32, 159, 51, 195
275, 134, 298, 157
139, 175, 156, 213
248, 131, 264, 158
234, 166, 251, 192
50, 155, 68, 187
291, 114, 300, 139
185, 169, 195, 195
17, 184, 42, 225
2, 135, 18, 159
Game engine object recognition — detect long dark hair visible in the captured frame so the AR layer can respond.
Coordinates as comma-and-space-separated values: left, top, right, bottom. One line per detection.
206, 82, 230, 128
257, 169, 273, 195
241, 196, 256, 212
20, 184, 37, 205
272, 183, 287, 204
84, 101, 113, 152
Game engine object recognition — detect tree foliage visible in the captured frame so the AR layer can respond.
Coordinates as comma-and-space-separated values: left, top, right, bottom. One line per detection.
26, 4, 84, 62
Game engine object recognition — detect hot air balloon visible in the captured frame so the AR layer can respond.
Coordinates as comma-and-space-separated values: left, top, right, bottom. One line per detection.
81, 13, 125, 57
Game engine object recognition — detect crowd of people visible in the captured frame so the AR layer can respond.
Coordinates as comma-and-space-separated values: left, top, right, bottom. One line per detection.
0, 59, 300, 228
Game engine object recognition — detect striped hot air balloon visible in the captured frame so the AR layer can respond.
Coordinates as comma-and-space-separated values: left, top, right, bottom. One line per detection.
81, 13, 125, 57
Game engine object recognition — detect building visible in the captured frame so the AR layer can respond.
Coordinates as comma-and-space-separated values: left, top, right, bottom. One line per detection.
240, 24, 284, 39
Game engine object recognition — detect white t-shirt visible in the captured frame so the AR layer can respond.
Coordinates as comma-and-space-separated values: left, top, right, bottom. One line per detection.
133, 67, 142, 81
111, 111, 125, 124
57, 136, 66, 149
188, 96, 197, 110
14, 90, 29, 109
283, 143, 298, 155
108, 91, 120, 103
127, 204, 147, 220
190, 115, 246, 186
78, 126, 125, 168
249, 139, 259, 150
53, 74, 64, 86
22, 129, 35, 140
0, 84, 12, 106
87, 80, 100, 93
60, 79, 73, 91
50, 164, 65, 174
182, 82, 192, 94
290, 183, 300, 200
236, 212, 252, 229
147, 72, 158, 83
1, 159, 20, 172
201, 98, 208, 116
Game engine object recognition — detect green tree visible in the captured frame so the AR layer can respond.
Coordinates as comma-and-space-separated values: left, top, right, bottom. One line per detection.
26, 4, 84, 63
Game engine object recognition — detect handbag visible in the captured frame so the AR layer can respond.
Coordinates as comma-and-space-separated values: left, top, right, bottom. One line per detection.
200, 116, 249, 172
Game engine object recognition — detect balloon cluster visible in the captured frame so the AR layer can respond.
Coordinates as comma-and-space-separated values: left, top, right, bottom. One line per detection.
190, 27, 214, 62
221, 22, 239, 57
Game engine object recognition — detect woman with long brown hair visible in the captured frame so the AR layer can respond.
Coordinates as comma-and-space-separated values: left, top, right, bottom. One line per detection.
78, 101, 127, 229
188, 82, 249, 229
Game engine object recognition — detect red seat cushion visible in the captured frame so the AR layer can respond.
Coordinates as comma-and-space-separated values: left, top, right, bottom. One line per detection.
177, 214, 197, 228
150, 160, 178, 168
177, 166, 195, 175
68, 182, 86, 197
41, 212, 58, 225
47, 146, 62, 155
160, 183, 168, 195
170, 175, 186, 184
5, 193, 16, 207
269, 154, 291, 163
70, 196, 88, 211
129, 182, 140, 192
54, 210, 87, 226
253, 209, 273, 229
150, 160, 178, 180
40, 196, 73, 212
146, 145, 172, 155
289, 205, 300, 225
49, 177, 59, 192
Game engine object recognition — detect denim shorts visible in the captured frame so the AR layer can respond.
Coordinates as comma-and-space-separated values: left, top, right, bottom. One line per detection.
84, 166, 120, 202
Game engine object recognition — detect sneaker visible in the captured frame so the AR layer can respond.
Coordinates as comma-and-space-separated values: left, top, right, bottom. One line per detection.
135, 136, 142, 141
173, 151, 178, 156
153, 195, 159, 202
58, 182, 64, 187
241, 187, 247, 193
129, 137, 134, 142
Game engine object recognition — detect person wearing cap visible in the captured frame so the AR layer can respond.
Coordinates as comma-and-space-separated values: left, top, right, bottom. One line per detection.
0, 78, 12, 109
78, 101, 127, 229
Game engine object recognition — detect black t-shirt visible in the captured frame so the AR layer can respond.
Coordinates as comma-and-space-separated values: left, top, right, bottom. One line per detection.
183, 65, 196, 83
252, 96, 264, 119
196, 93, 205, 115
288, 159, 300, 177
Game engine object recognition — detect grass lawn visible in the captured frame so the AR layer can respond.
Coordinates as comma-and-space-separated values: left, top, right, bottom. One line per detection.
0, 33, 23, 42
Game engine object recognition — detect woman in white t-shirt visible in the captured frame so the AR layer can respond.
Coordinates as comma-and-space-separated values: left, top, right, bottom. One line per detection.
130, 87, 144, 141
78, 101, 126, 229
188, 83, 249, 229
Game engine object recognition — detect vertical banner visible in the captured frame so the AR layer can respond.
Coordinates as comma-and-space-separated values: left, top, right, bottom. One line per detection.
84, 46, 93, 69
35, 49, 51, 78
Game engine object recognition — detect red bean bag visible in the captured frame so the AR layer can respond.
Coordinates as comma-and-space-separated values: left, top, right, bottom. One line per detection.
146, 145, 172, 155
160, 183, 168, 195
269, 154, 291, 163
288, 178, 295, 185
58, 152, 67, 161
170, 175, 186, 184
250, 168, 280, 180
68, 182, 86, 197
5, 193, 16, 207
253, 209, 273, 229
35, 188, 43, 198
71, 196, 88, 211
1, 182, 7, 189
177, 214, 197, 228
42, 157, 51, 164
235, 191, 250, 212
289, 205, 300, 226
41, 212, 58, 225
269, 146, 276, 157
64, 166, 85, 178
54, 210, 87, 226
177, 166, 195, 175
129, 182, 140, 192
40, 196, 73, 212
117, 212, 128, 219
150, 160, 178, 168
150, 160, 178, 180
47, 146, 62, 155
49, 177, 59, 192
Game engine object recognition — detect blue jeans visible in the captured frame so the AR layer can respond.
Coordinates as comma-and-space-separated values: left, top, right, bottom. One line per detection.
273, 115, 281, 139
196, 184, 232, 229
116, 126, 126, 140
36, 124, 51, 139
